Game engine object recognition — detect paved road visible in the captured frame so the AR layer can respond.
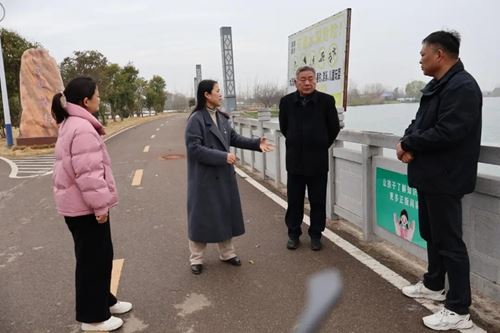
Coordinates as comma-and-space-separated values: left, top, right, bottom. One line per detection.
0, 113, 461, 333
0, 155, 55, 178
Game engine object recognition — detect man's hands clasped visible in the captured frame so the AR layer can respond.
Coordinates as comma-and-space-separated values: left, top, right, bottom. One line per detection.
396, 142, 414, 164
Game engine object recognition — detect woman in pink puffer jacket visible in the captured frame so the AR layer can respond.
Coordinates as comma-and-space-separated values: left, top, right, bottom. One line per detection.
52, 77, 131, 332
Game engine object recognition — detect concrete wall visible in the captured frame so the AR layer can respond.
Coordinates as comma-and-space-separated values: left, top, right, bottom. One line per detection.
232, 115, 500, 303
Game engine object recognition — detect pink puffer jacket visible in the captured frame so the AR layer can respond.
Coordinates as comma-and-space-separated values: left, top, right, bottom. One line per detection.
52, 102, 118, 217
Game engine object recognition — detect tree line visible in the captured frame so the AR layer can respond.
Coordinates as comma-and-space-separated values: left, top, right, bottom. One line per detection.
0, 28, 171, 137
60, 50, 167, 124
239, 79, 427, 110
0, 29, 39, 134
239, 81, 287, 109
347, 80, 426, 106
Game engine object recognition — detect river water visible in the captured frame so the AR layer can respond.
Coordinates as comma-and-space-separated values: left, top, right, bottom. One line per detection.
344, 97, 500, 146
270, 97, 500, 176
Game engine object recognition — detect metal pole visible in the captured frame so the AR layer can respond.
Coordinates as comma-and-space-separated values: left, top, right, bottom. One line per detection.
0, 4, 13, 147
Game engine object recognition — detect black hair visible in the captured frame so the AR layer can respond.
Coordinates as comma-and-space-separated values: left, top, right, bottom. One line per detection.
400, 209, 408, 218
193, 79, 218, 112
423, 30, 461, 58
51, 76, 97, 124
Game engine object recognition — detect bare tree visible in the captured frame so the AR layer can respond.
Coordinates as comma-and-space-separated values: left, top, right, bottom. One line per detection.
253, 82, 286, 108
363, 83, 385, 98
166, 92, 189, 111
405, 80, 426, 99
348, 80, 360, 98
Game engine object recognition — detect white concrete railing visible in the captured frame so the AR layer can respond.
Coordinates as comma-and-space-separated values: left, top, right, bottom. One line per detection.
232, 114, 500, 303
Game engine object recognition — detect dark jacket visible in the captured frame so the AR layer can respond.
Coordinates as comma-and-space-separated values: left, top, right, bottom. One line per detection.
401, 60, 482, 195
185, 109, 261, 243
279, 90, 340, 176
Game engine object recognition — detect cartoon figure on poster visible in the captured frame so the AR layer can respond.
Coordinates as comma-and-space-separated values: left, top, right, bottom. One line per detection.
376, 168, 425, 248
393, 209, 416, 242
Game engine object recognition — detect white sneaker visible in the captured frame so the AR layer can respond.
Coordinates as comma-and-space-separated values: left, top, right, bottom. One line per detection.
110, 301, 133, 314
81, 316, 123, 331
402, 281, 446, 301
423, 307, 473, 331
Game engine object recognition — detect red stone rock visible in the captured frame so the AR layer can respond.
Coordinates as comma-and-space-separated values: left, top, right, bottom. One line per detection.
18, 48, 62, 143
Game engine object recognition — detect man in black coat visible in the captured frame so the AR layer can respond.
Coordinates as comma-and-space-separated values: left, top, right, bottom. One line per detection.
398, 31, 482, 331
279, 66, 340, 251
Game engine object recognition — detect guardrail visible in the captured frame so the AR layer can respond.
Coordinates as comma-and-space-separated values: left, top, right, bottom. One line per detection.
232, 112, 500, 303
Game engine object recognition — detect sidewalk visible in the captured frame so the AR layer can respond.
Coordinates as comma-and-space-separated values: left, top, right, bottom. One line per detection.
230, 166, 491, 333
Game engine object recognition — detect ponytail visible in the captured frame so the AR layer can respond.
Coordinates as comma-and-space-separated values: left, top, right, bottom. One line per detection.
51, 92, 69, 124
51, 76, 97, 124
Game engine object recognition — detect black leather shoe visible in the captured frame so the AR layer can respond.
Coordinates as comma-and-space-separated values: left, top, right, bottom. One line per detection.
311, 238, 322, 251
222, 256, 242, 266
191, 264, 203, 274
287, 238, 300, 250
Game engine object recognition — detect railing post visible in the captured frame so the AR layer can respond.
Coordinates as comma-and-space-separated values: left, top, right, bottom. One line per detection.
250, 123, 256, 171
238, 120, 244, 165
361, 144, 382, 241
274, 132, 281, 187
327, 140, 343, 220
230, 114, 238, 158
257, 108, 271, 179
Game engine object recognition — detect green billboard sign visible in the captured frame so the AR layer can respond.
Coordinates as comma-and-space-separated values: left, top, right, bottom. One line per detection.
375, 167, 426, 248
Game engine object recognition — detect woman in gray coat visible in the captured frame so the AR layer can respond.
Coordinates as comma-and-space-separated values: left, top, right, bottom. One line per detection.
185, 80, 273, 274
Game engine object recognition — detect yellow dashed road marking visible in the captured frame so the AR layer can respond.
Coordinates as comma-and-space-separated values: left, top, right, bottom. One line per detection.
111, 259, 124, 296
97, 259, 125, 332
131, 169, 144, 186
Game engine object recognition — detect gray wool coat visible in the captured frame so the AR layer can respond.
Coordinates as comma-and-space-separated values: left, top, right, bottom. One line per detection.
185, 109, 261, 243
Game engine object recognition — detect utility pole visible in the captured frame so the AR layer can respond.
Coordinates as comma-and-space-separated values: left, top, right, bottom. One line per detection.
0, 2, 13, 146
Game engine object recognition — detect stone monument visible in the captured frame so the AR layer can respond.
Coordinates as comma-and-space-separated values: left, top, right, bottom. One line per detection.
17, 48, 63, 146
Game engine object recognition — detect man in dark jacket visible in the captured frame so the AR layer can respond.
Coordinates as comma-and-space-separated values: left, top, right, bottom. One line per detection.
398, 31, 482, 331
279, 66, 340, 251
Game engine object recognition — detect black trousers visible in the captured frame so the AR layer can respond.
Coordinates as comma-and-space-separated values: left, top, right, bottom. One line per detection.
65, 214, 117, 323
418, 191, 471, 315
285, 173, 328, 240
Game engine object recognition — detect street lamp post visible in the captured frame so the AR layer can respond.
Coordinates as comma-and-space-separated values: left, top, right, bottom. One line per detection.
0, 2, 13, 147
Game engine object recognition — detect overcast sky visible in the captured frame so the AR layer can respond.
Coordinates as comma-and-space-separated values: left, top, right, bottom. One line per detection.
2, 0, 499, 96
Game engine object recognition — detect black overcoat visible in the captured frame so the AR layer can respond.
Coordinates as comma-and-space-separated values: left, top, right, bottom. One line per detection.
401, 60, 482, 195
279, 90, 340, 176
185, 109, 261, 243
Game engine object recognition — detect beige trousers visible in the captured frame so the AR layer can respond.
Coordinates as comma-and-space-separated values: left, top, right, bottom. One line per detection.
189, 238, 237, 265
